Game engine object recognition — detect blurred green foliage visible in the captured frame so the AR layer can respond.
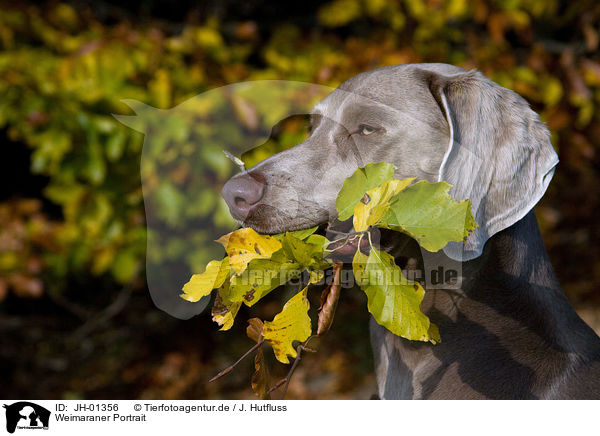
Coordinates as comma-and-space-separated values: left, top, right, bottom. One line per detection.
0, 0, 599, 304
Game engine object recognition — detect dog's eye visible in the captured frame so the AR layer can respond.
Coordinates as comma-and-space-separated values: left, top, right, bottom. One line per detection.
358, 124, 376, 136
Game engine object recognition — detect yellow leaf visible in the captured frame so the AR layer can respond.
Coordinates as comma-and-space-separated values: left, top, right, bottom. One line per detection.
352, 248, 368, 285
428, 322, 441, 344
263, 287, 312, 364
212, 282, 242, 331
217, 228, 282, 274
212, 301, 241, 331
181, 258, 230, 302
353, 178, 415, 232
309, 270, 324, 284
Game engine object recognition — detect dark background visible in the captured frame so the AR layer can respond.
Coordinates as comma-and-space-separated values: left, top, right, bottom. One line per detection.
1, 0, 599, 399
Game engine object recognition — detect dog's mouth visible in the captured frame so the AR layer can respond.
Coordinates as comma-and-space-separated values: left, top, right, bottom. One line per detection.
239, 210, 402, 264
242, 210, 362, 257
235, 200, 396, 262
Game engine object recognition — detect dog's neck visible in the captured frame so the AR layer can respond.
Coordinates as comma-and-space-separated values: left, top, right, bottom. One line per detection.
372, 210, 600, 399
421, 210, 599, 356
471, 209, 559, 291
455, 210, 595, 354
410, 211, 600, 371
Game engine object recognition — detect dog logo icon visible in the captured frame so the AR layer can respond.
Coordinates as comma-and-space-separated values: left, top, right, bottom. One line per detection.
3, 402, 50, 433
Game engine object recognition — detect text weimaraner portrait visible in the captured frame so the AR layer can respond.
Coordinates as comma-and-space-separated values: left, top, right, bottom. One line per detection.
221, 63, 600, 399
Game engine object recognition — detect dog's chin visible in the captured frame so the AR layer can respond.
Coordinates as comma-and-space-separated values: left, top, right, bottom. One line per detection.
239, 203, 328, 235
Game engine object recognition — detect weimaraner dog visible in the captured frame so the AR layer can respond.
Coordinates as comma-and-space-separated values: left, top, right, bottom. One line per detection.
221, 63, 600, 399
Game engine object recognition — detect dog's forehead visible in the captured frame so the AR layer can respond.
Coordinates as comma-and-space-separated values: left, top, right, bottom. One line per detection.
312, 86, 402, 122
312, 68, 425, 120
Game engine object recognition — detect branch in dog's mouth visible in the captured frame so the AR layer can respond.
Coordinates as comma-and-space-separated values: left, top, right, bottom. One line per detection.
322, 220, 402, 263
238, 204, 395, 264
320, 218, 369, 262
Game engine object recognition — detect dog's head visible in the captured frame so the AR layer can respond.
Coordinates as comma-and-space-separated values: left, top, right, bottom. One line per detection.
222, 63, 558, 261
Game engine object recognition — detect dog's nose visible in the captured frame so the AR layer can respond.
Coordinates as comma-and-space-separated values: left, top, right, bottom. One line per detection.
222, 172, 266, 219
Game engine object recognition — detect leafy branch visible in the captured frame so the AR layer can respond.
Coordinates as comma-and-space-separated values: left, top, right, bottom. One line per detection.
181, 162, 477, 398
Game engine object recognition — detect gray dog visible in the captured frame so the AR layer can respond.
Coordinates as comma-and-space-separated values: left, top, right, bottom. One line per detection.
222, 63, 600, 399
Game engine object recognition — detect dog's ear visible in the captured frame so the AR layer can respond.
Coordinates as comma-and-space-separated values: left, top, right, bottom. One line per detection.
423, 68, 558, 261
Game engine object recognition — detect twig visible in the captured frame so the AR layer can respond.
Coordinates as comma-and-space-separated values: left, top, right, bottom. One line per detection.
267, 335, 316, 399
223, 150, 246, 172
280, 348, 304, 399
325, 228, 355, 237
266, 378, 286, 394
46, 284, 91, 321
327, 234, 362, 253
325, 235, 351, 247
209, 339, 264, 383
71, 285, 133, 341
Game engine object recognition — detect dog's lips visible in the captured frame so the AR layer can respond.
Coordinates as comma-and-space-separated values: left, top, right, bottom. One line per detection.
241, 214, 328, 236
236, 204, 280, 233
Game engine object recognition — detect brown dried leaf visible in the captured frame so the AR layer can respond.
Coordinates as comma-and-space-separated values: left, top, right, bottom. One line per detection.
317, 262, 343, 335
251, 346, 271, 400
247, 318, 264, 343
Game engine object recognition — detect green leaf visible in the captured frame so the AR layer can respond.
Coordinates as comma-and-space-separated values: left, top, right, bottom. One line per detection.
181, 257, 231, 302
272, 226, 318, 242
263, 287, 312, 364
280, 232, 329, 269
228, 249, 302, 306
217, 228, 282, 274
305, 234, 329, 249
288, 226, 319, 240
359, 246, 437, 342
379, 180, 477, 252
336, 162, 396, 221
